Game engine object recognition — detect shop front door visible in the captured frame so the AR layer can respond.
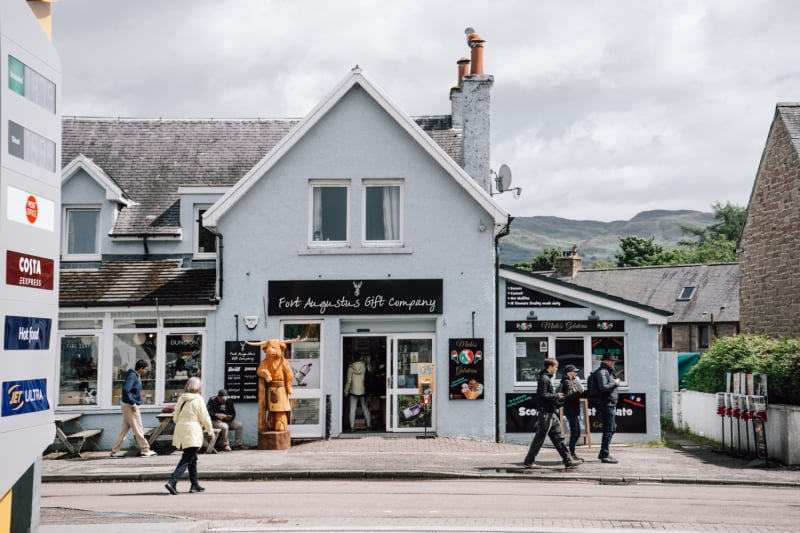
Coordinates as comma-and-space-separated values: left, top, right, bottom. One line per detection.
388, 335, 435, 433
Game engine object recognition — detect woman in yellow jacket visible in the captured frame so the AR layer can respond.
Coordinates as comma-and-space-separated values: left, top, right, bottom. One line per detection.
165, 377, 214, 495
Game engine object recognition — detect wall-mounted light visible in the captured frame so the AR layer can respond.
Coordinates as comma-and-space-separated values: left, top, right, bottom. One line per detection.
527, 310, 538, 320
479, 221, 487, 232
588, 310, 599, 321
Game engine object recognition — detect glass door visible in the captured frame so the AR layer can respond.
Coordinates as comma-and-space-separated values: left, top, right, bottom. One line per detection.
388, 335, 435, 432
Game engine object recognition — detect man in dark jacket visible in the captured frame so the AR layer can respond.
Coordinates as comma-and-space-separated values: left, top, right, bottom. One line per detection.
522, 358, 576, 470
560, 364, 584, 462
593, 354, 621, 463
110, 359, 156, 457
207, 389, 247, 450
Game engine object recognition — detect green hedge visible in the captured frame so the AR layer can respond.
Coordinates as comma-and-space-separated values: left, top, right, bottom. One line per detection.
685, 335, 800, 405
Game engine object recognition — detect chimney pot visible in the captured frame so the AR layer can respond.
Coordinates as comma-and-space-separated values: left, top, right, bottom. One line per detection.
467, 33, 485, 76
455, 57, 470, 89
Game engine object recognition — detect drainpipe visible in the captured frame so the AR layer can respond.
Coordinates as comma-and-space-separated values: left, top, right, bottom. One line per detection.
209, 230, 224, 302
494, 215, 513, 442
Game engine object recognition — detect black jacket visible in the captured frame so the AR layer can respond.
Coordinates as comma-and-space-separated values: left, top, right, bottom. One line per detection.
536, 370, 561, 413
596, 364, 619, 407
560, 375, 583, 417
207, 396, 237, 422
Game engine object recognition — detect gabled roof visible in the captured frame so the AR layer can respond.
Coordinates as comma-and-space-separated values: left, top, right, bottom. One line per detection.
203, 67, 508, 232
62, 96, 468, 237
59, 260, 216, 307
500, 265, 672, 325
740, 103, 800, 241
530, 263, 739, 324
62, 154, 136, 207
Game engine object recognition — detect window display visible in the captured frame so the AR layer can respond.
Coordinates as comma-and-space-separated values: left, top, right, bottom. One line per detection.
59, 335, 99, 405
165, 334, 202, 403
112, 331, 157, 405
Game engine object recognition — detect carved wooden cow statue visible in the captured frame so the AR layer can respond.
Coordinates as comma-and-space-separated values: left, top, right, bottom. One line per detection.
245, 338, 299, 433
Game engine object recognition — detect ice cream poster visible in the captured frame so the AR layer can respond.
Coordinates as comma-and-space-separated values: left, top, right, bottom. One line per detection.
418, 363, 435, 395
448, 338, 484, 400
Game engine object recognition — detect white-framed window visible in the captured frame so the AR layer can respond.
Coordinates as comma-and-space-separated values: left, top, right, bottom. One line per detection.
513, 334, 627, 387
63, 206, 100, 260
309, 180, 349, 245
362, 179, 403, 245
194, 205, 216, 259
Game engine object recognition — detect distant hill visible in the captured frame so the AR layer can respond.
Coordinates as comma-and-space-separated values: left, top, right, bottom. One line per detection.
499, 209, 715, 266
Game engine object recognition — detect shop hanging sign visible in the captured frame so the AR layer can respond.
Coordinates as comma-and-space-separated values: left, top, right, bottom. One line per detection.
268, 279, 442, 316
448, 338, 484, 400
3, 315, 52, 350
506, 320, 625, 333
506, 282, 584, 308
6, 250, 54, 290
223, 341, 260, 402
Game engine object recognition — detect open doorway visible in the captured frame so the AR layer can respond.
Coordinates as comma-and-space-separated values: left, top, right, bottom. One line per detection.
342, 336, 387, 432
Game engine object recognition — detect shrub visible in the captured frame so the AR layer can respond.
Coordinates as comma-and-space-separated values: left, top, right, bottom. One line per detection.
684, 335, 800, 405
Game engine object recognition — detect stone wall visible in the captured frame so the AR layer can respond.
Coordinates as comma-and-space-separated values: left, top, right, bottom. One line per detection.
739, 110, 800, 337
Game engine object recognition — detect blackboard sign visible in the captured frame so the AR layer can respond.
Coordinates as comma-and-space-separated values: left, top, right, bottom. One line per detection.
223, 341, 260, 402
560, 398, 591, 447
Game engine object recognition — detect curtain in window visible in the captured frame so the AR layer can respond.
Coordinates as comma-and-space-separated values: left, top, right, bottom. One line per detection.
312, 188, 323, 241
382, 186, 400, 240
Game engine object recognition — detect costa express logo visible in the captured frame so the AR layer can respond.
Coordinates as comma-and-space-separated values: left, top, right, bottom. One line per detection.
2, 379, 49, 416
6, 250, 54, 290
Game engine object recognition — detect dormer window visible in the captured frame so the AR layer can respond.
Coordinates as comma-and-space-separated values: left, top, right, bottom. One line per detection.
63, 206, 100, 260
677, 286, 696, 301
194, 206, 216, 258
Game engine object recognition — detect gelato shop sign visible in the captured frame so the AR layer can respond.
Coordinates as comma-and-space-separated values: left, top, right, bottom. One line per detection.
269, 279, 442, 316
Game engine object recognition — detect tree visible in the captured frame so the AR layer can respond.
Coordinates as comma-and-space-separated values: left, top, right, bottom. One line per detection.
615, 236, 665, 267
514, 247, 562, 272
678, 202, 745, 263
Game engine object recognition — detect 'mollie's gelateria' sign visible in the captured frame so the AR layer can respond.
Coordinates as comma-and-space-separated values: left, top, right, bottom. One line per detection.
268, 279, 442, 316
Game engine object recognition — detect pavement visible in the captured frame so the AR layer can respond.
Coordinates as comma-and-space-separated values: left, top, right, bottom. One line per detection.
39, 432, 800, 532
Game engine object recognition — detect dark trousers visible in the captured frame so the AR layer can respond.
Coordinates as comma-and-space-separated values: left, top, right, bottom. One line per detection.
169, 447, 199, 486
566, 415, 580, 455
523, 411, 572, 466
599, 405, 617, 458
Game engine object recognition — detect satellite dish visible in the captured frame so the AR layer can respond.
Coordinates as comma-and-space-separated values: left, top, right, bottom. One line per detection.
497, 164, 512, 193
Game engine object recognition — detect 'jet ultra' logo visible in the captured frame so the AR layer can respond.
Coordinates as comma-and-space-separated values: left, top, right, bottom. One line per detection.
2, 379, 49, 417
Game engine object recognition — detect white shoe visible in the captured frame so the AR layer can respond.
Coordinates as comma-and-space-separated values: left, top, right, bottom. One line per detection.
139, 450, 157, 457
110, 451, 127, 458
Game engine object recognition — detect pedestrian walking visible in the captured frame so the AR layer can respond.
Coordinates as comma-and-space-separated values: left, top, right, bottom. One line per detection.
208, 389, 247, 450
165, 377, 214, 495
522, 358, 576, 470
344, 352, 371, 429
559, 364, 584, 462
109, 359, 156, 458
592, 354, 621, 463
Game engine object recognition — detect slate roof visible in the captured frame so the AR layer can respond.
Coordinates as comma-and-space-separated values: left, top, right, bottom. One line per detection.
777, 103, 800, 155
59, 260, 216, 307
61, 115, 461, 237
552, 263, 739, 324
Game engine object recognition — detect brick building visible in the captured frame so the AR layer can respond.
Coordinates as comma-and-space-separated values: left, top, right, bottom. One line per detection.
739, 103, 800, 337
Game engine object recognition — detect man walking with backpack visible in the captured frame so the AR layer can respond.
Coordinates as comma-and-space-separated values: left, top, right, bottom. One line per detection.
590, 354, 621, 463
522, 358, 577, 470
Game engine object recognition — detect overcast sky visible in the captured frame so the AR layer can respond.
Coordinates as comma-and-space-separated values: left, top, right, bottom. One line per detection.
50, 0, 800, 222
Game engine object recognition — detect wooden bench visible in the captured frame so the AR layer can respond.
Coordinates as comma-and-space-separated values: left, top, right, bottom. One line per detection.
54, 413, 103, 458
147, 413, 220, 454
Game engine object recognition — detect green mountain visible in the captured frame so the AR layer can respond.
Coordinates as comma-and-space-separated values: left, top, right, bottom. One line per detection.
499, 209, 715, 266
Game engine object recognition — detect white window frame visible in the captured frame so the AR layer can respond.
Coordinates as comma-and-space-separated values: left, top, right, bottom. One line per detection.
193, 204, 216, 260
62, 205, 101, 261
361, 179, 404, 247
308, 180, 350, 247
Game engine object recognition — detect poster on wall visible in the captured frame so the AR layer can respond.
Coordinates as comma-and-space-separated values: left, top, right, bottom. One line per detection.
505, 393, 539, 432
448, 338, 484, 400
223, 341, 260, 402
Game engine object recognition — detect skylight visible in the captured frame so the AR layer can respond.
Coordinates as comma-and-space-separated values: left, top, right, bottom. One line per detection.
677, 286, 696, 301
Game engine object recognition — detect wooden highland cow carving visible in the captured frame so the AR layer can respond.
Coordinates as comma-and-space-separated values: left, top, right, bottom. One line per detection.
245, 338, 303, 449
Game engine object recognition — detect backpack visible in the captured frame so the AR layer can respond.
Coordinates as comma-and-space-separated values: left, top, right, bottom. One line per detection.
586, 369, 602, 408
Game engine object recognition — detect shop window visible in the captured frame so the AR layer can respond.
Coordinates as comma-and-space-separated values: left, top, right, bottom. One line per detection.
514, 336, 549, 384
195, 206, 216, 257
58, 335, 99, 406
363, 181, 402, 244
165, 334, 203, 403
661, 325, 674, 349
591, 336, 626, 382
64, 207, 100, 258
555, 337, 585, 379
310, 181, 349, 244
698, 325, 710, 349
112, 331, 157, 405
